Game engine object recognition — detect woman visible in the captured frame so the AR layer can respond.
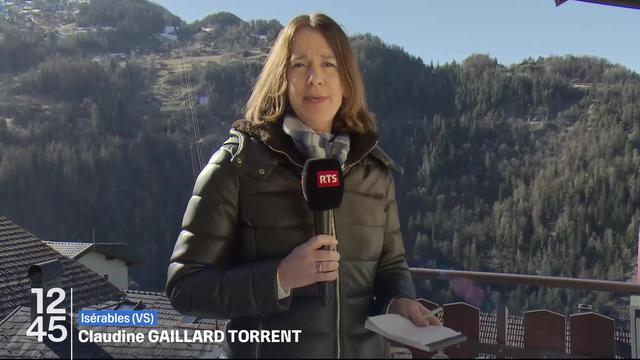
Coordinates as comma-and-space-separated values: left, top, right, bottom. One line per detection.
166, 13, 440, 358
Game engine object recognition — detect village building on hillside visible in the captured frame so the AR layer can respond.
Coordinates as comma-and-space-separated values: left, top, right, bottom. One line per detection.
44, 241, 137, 290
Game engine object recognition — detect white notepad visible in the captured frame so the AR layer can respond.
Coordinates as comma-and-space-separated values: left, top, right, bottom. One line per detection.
365, 314, 467, 352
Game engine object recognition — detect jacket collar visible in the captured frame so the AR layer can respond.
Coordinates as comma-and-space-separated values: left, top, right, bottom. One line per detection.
231, 117, 378, 170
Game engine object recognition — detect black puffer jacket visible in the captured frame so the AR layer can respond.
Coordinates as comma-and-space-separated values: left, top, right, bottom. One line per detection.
166, 117, 416, 358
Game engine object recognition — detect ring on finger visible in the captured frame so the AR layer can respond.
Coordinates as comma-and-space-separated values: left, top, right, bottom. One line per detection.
316, 262, 322, 273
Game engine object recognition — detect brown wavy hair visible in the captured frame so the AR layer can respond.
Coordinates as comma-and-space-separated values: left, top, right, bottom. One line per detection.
243, 13, 376, 134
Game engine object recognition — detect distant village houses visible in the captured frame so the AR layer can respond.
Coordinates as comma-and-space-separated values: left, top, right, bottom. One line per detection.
156, 25, 178, 42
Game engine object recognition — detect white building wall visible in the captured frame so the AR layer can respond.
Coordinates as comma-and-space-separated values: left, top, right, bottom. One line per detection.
77, 252, 128, 289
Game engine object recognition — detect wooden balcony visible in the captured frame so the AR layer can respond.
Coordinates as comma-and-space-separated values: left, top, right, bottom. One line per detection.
400, 268, 640, 358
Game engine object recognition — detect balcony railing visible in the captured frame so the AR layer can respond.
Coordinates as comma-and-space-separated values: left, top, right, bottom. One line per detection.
403, 267, 639, 358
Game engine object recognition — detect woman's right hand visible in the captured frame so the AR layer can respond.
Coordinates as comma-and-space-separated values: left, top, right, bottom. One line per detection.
277, 235, 340, 292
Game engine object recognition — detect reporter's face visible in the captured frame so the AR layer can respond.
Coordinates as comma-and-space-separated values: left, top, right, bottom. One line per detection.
287, 27, 344, 133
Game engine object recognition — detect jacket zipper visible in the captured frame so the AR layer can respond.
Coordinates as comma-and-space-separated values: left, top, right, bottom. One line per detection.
266, 140, 380, 174
331, 210, 341, 358
343, 140, 379, 175
331, 142, 376, 358
255, 317, 263, 358
265, 144, 305, 169
267, 138, 379, 358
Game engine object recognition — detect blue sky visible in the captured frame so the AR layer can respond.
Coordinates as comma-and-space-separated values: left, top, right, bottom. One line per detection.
151, 0, 639, 73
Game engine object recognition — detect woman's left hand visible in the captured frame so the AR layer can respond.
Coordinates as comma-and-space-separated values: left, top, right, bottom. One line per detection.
388, 298, 442, 327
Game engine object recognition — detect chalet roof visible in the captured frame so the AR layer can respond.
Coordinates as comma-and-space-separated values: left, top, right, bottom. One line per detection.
43, 241, 92, 258
44, 241, 138, 265
555, 0, 640, 9
0, 216, 123, 320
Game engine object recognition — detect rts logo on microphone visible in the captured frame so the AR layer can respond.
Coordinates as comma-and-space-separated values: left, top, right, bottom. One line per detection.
316, 170, 340, 188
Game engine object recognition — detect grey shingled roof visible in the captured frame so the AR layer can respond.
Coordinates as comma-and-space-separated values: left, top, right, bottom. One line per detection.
0, 292, 224, 358
123, 290, 225, 328
43, 241, 93, 259
0, 216, 124, 320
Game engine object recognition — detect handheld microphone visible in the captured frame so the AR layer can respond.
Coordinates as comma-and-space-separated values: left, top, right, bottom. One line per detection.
301, 158, 344, 306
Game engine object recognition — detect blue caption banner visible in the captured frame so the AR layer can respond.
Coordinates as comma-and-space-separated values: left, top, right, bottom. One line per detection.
78, 310, 158, 326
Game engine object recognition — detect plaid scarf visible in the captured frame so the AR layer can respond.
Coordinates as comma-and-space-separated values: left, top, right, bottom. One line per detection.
283, 115, 351, 168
